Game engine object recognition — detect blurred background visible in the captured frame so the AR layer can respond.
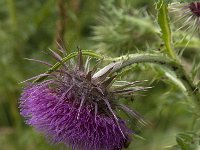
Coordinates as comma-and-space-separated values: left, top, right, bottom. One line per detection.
0, 0, 200, 150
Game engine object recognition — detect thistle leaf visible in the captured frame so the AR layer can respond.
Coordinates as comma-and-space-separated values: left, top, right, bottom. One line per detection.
157, 0, 176, 58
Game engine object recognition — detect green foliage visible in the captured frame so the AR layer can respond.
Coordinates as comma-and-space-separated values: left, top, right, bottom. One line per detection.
167, 132, 200, 150
0, 0, 200, 150
156, 0, 176, 58
92, 0, 159, 55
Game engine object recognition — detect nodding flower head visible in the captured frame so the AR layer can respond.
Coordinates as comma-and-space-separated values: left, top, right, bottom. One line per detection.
169, 1, 200, 34
19, 48, 149, 150
189, 2, 200, 17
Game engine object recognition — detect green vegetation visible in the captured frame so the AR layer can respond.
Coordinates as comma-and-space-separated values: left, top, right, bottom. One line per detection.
0, 0, 199, 149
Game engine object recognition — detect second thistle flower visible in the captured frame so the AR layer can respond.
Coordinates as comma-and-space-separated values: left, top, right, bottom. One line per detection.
169, 1, 200, 33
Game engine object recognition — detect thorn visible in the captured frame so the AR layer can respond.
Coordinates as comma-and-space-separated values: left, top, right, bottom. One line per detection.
86, 70, 92, 81
48, 48, 68, 68
114, 80, 148, 91
48, 48, 63, 61
118, 104, 148, 126
84, 57, 91, 73
19, 73, 49, 84
101, 75, 117, 88
56, 40, 67, 55
92, 62, 121, 79
24, 58, 53, 67
113, 86, 153, 94
93, 67, 113, 83
94, 102, 98, 123
77, 96, 85, 119
103, 98, 125, 138
77, 48, 84, 71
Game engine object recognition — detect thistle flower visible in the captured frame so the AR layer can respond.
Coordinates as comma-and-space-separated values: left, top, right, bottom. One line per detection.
169, 1, 200, 33
19, 48, 148, 150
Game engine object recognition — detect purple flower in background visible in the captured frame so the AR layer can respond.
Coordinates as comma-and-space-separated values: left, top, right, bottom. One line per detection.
189, 2, 200, 17
19, 49, 148, 150
169, 1, 200, 33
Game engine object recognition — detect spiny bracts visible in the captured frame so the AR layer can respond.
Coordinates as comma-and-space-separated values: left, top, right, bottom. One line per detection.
20, 49, 148, 150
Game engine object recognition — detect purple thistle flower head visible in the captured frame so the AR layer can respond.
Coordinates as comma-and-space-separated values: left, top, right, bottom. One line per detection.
189, 2, 200, 17
169, 1, 200, 34
20, 49, 148, 150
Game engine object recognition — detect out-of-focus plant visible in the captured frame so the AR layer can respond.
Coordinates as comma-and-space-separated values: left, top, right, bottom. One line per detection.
0, 0, 56, 128
91, 0, 200, 149
21, 1, 199, 149
92, 0, 160, 55
1, 0, 200, 149
0, 0, 100, 149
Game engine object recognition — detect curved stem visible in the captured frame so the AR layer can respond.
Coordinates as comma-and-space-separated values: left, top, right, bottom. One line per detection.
34, 50, 103, 82
106, 53, 177, 72
105, 53, 200, 107
33, 51, 199, 109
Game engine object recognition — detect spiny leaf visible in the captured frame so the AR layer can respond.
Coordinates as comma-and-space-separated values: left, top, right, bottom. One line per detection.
156, 0, 176, 59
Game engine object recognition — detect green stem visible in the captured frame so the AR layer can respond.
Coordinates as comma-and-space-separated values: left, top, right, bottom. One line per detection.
34, 50, 103, 82
105, 53, 200, 106
156, 1, 199, 107
157, 0, 176, 59
33, 51, 199, 110
106, 53, 176, 70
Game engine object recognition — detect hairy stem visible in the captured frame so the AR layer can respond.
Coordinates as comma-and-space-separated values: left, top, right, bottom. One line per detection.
156, 0, 199, 109
157, 0, 176, 59
105, 53, 200, 107
33, 51, 199, 109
